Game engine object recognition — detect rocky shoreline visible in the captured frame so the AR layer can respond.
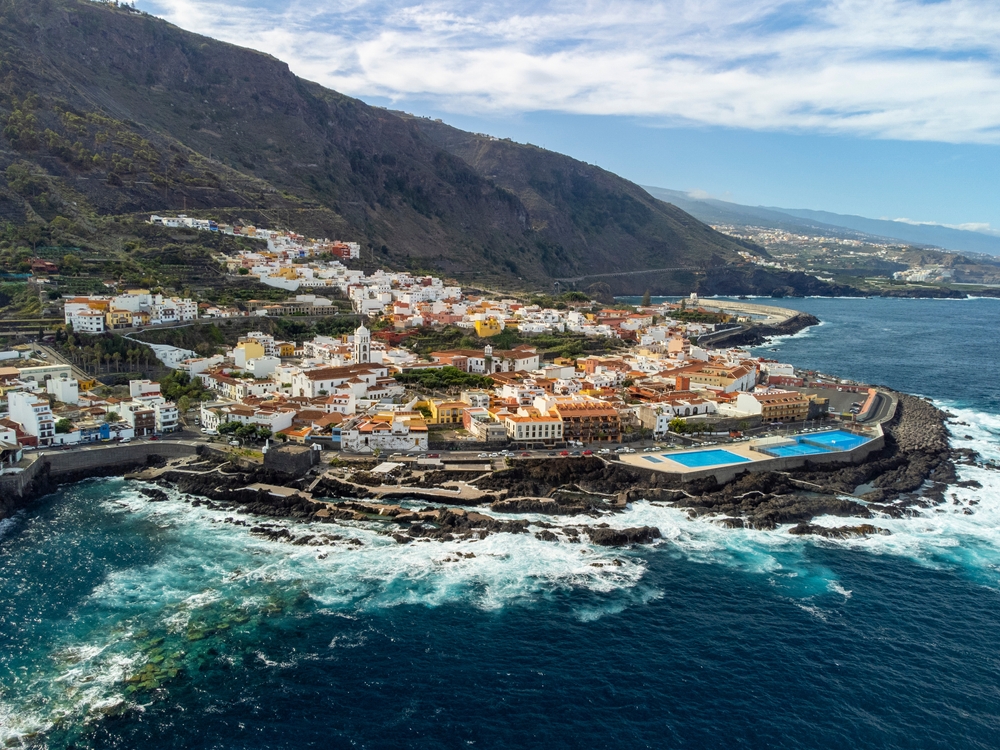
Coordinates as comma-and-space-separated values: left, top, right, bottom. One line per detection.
104, 391, 984, 549
700, 312, 820, 348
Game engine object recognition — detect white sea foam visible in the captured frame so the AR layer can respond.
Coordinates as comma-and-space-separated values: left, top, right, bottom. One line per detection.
5, 396, 999, 744
0, 512, 22, 541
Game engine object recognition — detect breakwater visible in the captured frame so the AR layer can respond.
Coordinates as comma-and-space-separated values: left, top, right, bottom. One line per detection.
0, 442, 199, 520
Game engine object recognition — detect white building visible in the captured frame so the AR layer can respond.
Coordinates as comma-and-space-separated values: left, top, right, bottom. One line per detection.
353, 324, 371, 364
8, 391, 56, 447
46, 377, 80, 405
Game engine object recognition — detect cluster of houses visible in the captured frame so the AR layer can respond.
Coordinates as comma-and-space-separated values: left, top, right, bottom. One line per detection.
0, 214, 848, 460
170, 315, 832, 453
64, 289, 198, 333
0, 346, 180, 462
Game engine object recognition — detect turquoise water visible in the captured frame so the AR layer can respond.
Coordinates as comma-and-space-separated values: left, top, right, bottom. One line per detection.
662, 448, 751, 467
3, 298, 1000, 748
802, 430, 870, 451
765, 442, 830, 457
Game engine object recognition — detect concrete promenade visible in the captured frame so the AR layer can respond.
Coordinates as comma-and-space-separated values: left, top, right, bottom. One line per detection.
695, 300, 800, 325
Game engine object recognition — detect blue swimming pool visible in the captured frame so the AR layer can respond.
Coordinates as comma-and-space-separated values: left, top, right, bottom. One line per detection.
765, 443, 829, 458
663, 449, 751, 468
801, 430, 869, 451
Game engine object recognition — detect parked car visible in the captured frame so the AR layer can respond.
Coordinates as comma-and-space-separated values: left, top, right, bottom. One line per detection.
229, 439, 240, 446
149, 435, 159, 441
121, 437, 132, 443
520, 452, 530, 457
478, 453, 489, 458
427, 453, 440, 458
559, 451, 569, 457
599, 448, 611, 455
582, 449, 593, 456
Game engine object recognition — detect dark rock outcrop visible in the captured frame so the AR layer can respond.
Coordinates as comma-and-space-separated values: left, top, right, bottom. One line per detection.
586, 526, 662, 547
788, 523, 891, 538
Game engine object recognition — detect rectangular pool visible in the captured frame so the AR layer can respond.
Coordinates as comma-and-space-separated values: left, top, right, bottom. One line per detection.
766, 443, 829, 457
663, 449, 751, 468
801, 430, 869, 451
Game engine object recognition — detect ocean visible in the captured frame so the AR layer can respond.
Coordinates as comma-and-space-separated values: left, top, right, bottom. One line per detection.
2, 297, 1000, 749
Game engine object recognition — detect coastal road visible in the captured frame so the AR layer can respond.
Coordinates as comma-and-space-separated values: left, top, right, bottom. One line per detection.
554, 266, 702, 284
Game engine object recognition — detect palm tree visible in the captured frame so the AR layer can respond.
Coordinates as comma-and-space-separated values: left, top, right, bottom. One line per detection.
112, 352, 121, 372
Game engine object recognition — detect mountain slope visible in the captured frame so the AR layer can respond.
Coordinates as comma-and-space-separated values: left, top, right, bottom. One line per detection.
0, 0, 757, 294
399, 117, 760, 281
769, 208, 1000, 256
643, 186, 1000, 257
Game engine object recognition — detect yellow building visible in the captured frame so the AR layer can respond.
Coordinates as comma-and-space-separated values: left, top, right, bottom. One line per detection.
474, 317, 503, 338
106, 309, 133, 329
277, 342, 296, 357
753, 391, 811, 423
236, 341, 266, 360
427, 400, 467, 425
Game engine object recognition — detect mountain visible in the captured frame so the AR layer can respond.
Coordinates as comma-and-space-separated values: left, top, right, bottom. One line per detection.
0, 0, 778, 296
766, 208, 1000, 257
642, 186, 1000, 257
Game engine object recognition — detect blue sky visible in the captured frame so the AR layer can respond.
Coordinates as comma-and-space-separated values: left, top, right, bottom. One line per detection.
138, 0, 1000, 232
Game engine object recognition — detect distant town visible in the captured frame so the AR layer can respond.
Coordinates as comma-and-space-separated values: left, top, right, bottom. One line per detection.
0, 215, 885, 478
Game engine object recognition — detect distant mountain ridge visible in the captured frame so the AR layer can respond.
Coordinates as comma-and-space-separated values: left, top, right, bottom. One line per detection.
642, 187, 1000, 257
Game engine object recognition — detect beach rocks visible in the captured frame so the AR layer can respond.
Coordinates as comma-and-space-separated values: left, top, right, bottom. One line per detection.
585, 526, 662, 547
138, 487, 170, 502
788, 523, 891, 538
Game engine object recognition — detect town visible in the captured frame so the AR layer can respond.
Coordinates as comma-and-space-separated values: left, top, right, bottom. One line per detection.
0, 216, 885, 480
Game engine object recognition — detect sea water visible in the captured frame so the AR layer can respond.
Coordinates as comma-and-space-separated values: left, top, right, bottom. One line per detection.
2, 298, 1000, 748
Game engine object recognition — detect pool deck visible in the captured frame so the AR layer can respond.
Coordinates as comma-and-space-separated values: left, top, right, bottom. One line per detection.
619, 427, 885, 484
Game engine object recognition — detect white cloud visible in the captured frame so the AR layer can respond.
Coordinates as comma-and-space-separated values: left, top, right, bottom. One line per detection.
891, 218, 999, 235
138, 0, 1000, 143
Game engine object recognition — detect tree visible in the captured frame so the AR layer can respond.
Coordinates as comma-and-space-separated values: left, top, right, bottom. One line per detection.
61, 254, 82, 276
177, 395, 191, 415
235, 423, 258, 441
668, 417, 688, 434
641, 290, 651, 307
55, 418, 74, 434
105, 412, 122, 424
218, 421, 240, 435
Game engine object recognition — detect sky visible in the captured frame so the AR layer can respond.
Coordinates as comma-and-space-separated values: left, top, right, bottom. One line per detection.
136, 0, 1000, 232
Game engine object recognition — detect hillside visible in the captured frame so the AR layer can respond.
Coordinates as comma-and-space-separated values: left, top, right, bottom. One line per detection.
0, 0, 819, 296
643, 186, 1000, 257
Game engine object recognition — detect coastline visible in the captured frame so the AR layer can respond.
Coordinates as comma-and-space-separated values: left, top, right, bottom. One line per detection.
99, 391, 974, 547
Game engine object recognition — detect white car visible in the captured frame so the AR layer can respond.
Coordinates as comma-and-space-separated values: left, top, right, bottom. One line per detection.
478, 453, 489, 458
229, 440, 240, 446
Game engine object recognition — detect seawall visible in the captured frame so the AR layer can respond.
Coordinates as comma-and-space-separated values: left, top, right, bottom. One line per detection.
0, 442, 200, 519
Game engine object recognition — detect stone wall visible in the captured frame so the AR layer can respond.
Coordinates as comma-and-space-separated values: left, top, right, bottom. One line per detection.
0, 441, 200, 519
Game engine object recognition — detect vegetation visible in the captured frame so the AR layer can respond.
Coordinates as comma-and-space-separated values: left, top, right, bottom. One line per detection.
218, 421, 272, 442
56, 328, 157, 374
394, 366, 492, 390
0, 0, 750, 300
159, 370, 210, 406
402, 324, 625, 361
